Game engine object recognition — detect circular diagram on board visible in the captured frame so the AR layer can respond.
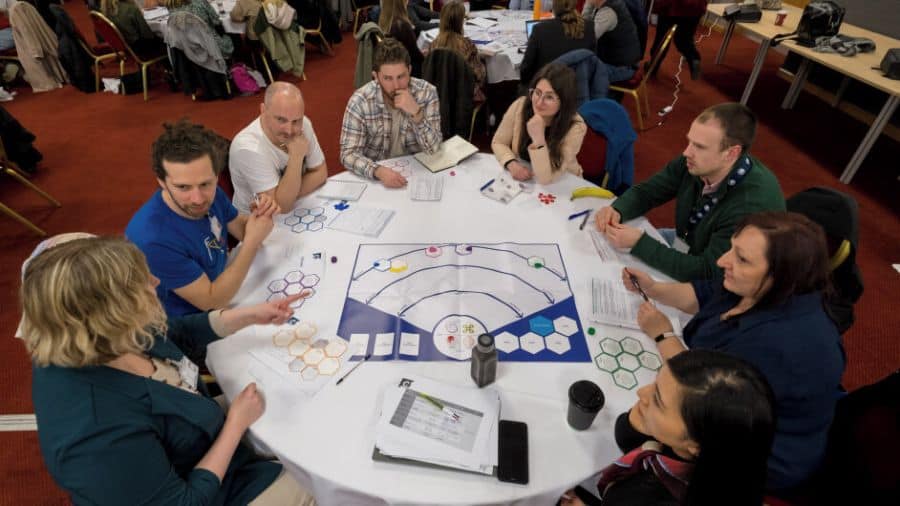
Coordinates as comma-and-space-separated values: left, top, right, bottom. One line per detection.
432, 315, 485, 360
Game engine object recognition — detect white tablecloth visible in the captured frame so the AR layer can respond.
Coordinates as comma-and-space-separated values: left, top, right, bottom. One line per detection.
418, 10, 533, 84
143, 0, 246, 38
206, 154, 677, 506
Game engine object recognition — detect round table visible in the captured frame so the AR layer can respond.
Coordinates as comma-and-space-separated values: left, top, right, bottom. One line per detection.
206, 153, 677, 506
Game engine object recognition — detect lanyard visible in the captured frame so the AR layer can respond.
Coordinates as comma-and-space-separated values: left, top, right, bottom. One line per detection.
685, 155, 753, 234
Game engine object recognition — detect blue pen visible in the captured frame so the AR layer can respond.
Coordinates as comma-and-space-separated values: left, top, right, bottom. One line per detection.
479, 179, 495, 191
568, 210, 590, 220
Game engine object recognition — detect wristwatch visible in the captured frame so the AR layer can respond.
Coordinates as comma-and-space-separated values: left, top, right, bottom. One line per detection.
654, 331, 677, 343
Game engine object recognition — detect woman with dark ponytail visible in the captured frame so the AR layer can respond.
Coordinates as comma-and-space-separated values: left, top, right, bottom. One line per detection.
519, 0, 595, 85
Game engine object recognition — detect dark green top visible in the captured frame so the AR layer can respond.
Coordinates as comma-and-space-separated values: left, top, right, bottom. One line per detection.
107, 2, 156, 46
612, 154, 785, 281
32, 313, 280, 506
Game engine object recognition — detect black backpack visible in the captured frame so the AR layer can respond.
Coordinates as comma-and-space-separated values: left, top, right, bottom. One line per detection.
772, 1, 846, 47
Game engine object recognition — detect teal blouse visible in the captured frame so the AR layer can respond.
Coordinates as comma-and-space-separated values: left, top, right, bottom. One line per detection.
32, 313, 280, 505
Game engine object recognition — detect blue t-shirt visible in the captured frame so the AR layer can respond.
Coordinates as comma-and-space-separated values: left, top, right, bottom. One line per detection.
126, 189, 238, 317
683, 280, 845, 491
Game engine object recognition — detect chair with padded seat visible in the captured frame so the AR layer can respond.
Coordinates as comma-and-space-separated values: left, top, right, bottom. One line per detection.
0, 137, 60, 236
609, 25, 676, 131
88, 10, 167, 101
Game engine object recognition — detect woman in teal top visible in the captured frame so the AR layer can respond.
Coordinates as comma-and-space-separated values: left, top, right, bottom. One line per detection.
21, 236, 312, 505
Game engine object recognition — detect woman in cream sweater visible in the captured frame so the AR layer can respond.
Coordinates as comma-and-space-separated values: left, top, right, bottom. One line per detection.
491, 63, 586, 185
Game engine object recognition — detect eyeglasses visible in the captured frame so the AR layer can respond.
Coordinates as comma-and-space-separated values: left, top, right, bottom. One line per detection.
529, 88, 559, 104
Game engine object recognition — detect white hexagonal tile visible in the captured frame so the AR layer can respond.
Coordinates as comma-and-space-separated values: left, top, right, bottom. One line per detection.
545, 333, 571, 354
325, 339, 347, 357
425, 245, 442, 257
294, 208, 310, 217
317, 357, 340, 375
284, 215, 301, 226
300, 214, 315, 224
621, 336, 643, 355
612, 369, 638, 389
311, 338, 329, 349
308, 207, 324, 216
313, 214, 327, 222
294, 321, 317, 339
291, 224, 306, 233
455, 244, 473, 255
284, 283, 304, 295
494, 332, 519, 353
552, 316, 578, 336
273, 329, 295, 347
307, 221, 324, 232
595, 353, 618, 372
373, 259, 390, 271
639, 351, 662, 371
300, 274, 320, 288
519, 332, 545, 354
285, 271, 303, 283
288, 357, 305, 372
288, 339, 310, 356
267, 279, 288, 293
600, 338, 623, 355
527, 256, 545, 268
618, 353, 640, 372
289, 297, 305, 310
302, 348, 325, 365
300, 366, 319, 380
267, 292, 286, 302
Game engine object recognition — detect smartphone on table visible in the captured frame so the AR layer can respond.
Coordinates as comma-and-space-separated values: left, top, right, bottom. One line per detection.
497, 420, 529, 484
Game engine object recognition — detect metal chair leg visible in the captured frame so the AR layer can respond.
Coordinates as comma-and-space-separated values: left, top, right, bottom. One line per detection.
0, 201, 46, 236
142, 64, 149, 101
4, 169, 61, 206
260, 50, 274, 83
632, 90, 644, 131
95, 59, 101, 92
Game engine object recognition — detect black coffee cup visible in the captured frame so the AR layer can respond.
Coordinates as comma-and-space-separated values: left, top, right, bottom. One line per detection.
567, 380, 605, 430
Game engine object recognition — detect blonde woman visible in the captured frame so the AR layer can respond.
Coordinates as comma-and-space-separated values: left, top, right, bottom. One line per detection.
378, 0, 424, 76
430, 0, 486, 102
99, 0, 164, 58
166, 0, 234, 57
22, 237, 315, 505
519, 0, 595, 85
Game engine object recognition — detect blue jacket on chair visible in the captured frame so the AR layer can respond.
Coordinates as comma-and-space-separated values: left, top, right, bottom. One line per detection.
555, 49, 606, 106
578, 98, 636, 194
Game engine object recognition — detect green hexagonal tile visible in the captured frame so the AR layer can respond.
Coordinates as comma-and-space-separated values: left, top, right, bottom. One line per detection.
620, 336, 643, 355
599, 338, 623, 355
638, 351, 662, 371
595, 353, 618, 372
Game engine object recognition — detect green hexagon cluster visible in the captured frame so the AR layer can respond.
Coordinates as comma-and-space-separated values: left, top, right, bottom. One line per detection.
593, 336, 662, 390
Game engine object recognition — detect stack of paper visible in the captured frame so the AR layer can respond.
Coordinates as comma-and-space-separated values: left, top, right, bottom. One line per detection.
143, 7, 169, 21
374, 376, 499, 475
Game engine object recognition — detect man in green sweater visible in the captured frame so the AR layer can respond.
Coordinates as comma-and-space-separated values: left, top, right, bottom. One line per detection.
595, 102, 785, 281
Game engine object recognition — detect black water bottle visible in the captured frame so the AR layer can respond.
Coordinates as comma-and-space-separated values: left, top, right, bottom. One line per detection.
471, 333, 497, 387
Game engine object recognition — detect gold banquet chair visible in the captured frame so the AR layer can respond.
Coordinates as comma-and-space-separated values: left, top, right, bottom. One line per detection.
0, 138, 60, 236
609, 25, 677, 131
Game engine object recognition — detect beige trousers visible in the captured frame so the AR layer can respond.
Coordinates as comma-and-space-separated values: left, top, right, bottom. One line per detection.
249, 471, 317, 506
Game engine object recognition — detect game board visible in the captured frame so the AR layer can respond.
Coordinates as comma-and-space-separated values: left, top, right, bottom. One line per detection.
336, 242, 591, 362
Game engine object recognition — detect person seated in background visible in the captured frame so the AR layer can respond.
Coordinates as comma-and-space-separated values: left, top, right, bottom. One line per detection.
595, 102, 784, 281
230, 81, 328, 215
165, 0, 234, 58
22, 236, 316, 506
581, 0, 641, 93
509, 0, 553, 11
126, 119, 279, 317
561, 349, 775, 506
378, 0, 425, 76
99, 0, 166, 58
491, 62, 586, 185
230, 0, 262, 41
621, 211, 845, 494
520, 0, 595, 86
340, 38, 441, 188
369, 0, 439, 34
429, 0, 486, 102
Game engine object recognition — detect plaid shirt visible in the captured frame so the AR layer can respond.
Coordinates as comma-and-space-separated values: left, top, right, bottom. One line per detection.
340, 78, 442, 179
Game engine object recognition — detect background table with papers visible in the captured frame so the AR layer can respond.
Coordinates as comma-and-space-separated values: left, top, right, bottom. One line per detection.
143, 0, 245, 38
206, 153, 683, 506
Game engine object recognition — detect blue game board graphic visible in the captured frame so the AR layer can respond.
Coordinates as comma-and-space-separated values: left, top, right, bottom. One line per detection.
336, 243, 590, 362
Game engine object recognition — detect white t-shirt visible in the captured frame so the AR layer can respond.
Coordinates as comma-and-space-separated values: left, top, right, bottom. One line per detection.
229, 117, 326, 214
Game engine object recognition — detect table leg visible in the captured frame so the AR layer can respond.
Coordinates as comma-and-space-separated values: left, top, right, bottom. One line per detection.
740, 38, 771, 105
839, 94, 900, 184
781, 58, 811, 109
715, 20, 736, 65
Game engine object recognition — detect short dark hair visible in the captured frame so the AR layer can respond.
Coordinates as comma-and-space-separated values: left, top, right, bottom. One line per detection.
734, 211, 830, 309
696, 102, 757, 152
669, 350, 775, 506
372, 37, 411, 72
150, 119, 225, 180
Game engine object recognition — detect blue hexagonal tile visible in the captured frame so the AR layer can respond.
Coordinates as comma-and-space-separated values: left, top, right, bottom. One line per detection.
528, 316, 554, 337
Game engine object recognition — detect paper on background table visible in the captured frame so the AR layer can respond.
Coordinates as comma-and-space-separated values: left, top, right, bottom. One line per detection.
317, 179, 367, 201
327, 206, 395, 237
410, 175, 444, 201
466, 17, 497, 28
143, 7, 168, 20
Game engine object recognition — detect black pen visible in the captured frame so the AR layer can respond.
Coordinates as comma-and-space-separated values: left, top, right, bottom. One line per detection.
625, 268, 649, 302
336, 353, 372, 385
579, 212, 590, 230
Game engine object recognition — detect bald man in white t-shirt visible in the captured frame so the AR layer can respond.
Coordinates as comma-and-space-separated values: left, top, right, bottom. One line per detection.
229, 82, 328, 214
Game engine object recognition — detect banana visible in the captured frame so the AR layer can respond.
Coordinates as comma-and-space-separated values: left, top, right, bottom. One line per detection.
570, 186, 615, 200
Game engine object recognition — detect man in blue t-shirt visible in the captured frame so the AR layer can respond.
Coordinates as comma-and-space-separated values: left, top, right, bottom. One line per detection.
126, 119, 280, 317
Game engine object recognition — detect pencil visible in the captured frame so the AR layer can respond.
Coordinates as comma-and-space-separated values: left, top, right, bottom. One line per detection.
335, 353, 371, 385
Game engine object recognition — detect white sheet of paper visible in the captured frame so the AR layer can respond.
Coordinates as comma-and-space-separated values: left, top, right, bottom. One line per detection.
327, 206, 395, 237
399, 332, 420, 356
409, 175, 444, 201
318, 179, 367, 201
590, 277, 643, 329
466, 17, 497, 28
589, 229, 626, 264
374, 333, 395, 356
349, 333, 369, 356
